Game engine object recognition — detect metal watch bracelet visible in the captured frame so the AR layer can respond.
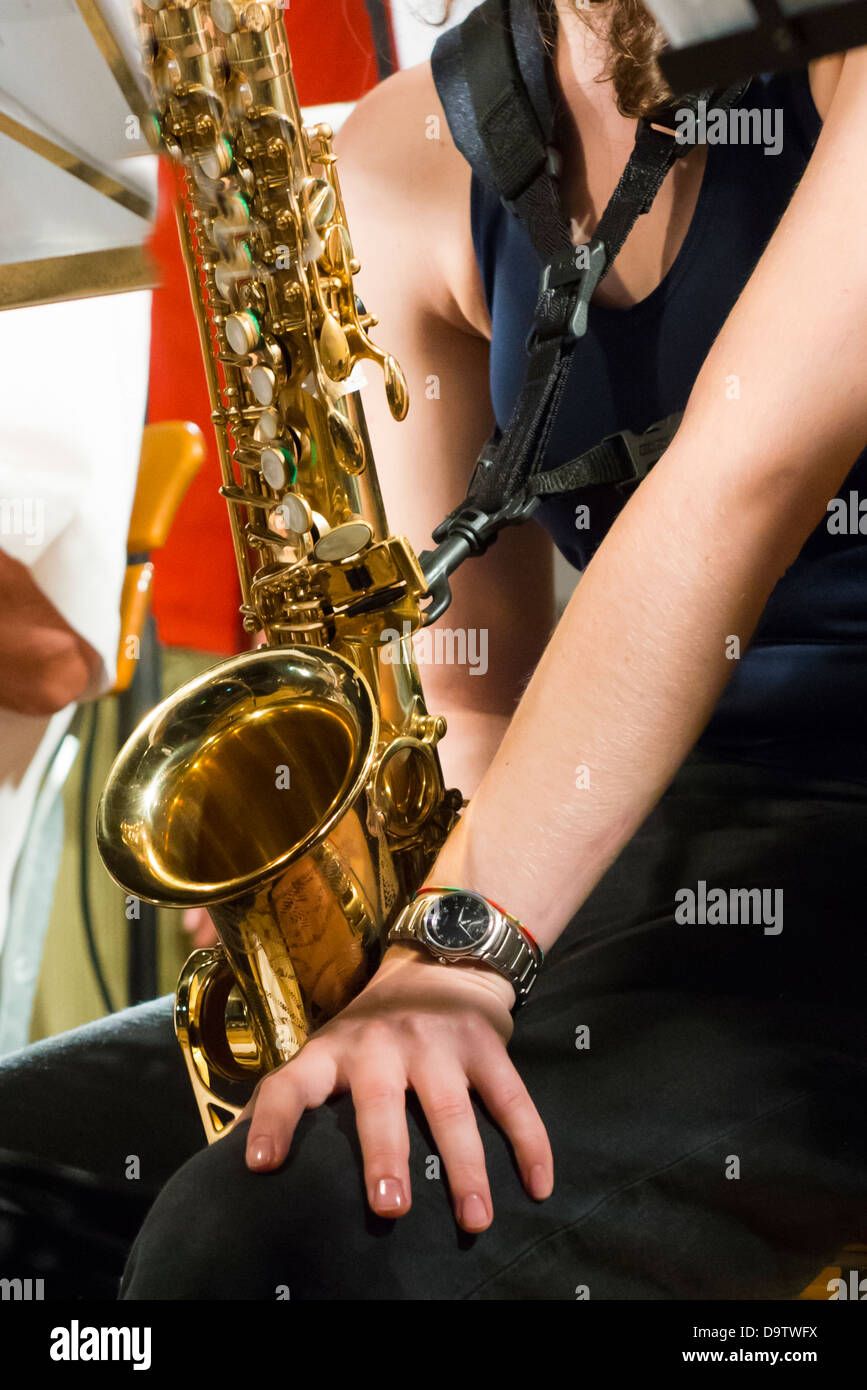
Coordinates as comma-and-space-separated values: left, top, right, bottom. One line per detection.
387, 891, 540, 1008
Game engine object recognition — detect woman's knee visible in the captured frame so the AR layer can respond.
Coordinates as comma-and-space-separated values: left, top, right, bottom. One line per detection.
120, 1112, 385, 1300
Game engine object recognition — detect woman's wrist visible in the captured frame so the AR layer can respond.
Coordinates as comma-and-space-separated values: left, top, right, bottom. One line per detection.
427, 798, 551, 955
377, 941, 517, 1012
427, 796, 482, 894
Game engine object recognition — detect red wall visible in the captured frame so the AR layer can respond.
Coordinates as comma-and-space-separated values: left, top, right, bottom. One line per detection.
147, 1, 394, 653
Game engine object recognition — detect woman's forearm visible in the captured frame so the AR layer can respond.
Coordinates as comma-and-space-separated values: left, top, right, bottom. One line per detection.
435, 708, 510, 800
430, 50, 867, 952
430, 431, 829, 949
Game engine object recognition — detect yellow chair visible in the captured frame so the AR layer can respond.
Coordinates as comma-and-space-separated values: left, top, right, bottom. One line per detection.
107, 420, 206, 1006
111, 420, 206, 696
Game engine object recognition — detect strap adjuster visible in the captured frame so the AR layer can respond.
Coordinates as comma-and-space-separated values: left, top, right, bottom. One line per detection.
640, 106, 682, 141
639, 94, 713, 159
499, 145, 563, 216
527, 237, 607, 351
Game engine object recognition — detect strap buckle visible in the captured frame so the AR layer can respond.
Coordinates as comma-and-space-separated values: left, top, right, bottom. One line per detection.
527, 236, 608, 351
419, 482, 540, 626
610, 412, 684, 491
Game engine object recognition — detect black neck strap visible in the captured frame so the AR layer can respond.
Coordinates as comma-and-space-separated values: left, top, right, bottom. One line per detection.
458, 0, 570, 259
420, 0, 747, 621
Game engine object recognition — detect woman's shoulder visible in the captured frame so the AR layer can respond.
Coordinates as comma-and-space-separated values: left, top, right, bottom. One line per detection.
808, 53, 846, 121
336, 60, 450, 148
333, 62, 491, 338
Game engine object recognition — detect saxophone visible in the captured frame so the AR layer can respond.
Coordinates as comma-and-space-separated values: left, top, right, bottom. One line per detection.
97, 0, 462, 1141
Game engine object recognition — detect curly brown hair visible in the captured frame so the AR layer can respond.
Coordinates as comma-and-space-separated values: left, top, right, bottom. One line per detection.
438, 1, 672, 119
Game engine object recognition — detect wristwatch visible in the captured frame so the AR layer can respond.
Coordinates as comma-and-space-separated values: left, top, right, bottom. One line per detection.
387, 888, 541, 1007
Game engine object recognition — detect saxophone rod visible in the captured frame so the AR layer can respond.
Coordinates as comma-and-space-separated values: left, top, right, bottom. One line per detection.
172, 189, 254, 615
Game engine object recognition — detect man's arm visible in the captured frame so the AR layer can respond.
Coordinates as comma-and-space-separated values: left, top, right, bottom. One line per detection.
432, 47, 867, 949
0, 552, 101, 716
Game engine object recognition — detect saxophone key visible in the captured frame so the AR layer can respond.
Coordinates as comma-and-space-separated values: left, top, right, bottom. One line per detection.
190, 158, 235, 203
245, 339, 289, 404
210, 0, 238, 33
252, 407, 281, 442
239, 2, 271, 36
313, 520, 374, 564
319, 311, 352, 382
384, 355, 409, 421
151, 50, 182, 96
321, 222, 353, 276
326, 406, 366, 475
196, 135, 234, 181
271, 493, 313, 537
260, 443, 298, 490
299, 177, 336, 233
247, 366, 276, 405
211, 191, 251, 241
213, 246, 253, 302
225, 308, 262, 353
225, 72, 254, 119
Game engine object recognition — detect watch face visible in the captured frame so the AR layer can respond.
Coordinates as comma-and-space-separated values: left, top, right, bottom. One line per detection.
422, 893, 492, 952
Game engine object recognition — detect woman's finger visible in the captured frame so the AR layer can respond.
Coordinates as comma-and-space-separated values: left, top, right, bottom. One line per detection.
245, 1042, 338, 1170
468, 1046, 554, 1201
411, 1059, 493, 1233
348, 1025, 411, 1218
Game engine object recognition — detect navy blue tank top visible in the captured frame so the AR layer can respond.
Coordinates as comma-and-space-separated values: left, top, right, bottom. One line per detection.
471, 72, 867, 782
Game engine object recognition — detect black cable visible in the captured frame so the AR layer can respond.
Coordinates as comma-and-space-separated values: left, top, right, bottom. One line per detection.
78, 700, 116, 1015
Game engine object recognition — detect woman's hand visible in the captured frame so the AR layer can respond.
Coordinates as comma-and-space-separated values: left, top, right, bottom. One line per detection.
240, 943, 554, 1232
182, 905, 219, 948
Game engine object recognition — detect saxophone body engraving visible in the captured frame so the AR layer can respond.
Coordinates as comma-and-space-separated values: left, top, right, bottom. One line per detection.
97, 0, 461, 1139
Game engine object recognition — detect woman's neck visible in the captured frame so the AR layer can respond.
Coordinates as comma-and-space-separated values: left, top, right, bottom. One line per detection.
553, 2, 635, 138
549, 0, 707, 303
551, 2, 641, 240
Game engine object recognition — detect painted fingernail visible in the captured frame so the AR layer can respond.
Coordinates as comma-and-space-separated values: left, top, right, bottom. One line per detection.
460, 1193, 489, 1230
247, 1138, 275, 1169
374, 1177, 405, 1213
529, 1164, 550, 1199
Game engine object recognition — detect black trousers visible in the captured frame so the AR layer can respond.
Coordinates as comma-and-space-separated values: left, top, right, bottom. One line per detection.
1, 748, 865, 1300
